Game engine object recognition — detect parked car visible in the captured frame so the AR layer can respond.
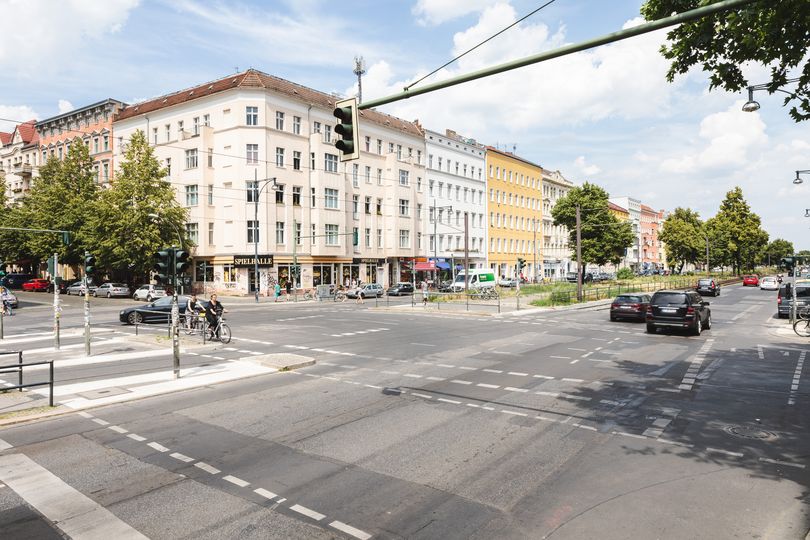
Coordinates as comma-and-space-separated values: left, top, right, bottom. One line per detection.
610, 294, 651, 322
119, 295, 209, 325
0, 273, 35, 290
0, 286, 18, 308
759, 276, 779, 291
450, 270, 497, 292
777, 280, 810, 318
132, 284, 167, 302
646, 290, 711, 335
346, 283, 385, 299
94, 282, 131, 298
696, 278, 720, 297
566, 271, 593, 283
22, 278, 51, 292
66, 280, 98, 296
595, 272, 614, 282
387, 282, 414, 296
498, 277, 519, 288
742, 274, 759, 286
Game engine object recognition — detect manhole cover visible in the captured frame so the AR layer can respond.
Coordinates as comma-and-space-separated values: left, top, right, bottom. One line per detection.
724, 425, 777, 441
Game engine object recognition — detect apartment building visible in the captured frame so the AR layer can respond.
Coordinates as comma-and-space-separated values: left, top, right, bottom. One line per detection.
609, 196, 641, 270
640, 204, 663, 271
541, 168, 574, 279
423, 128, 487, 279
113, 69, 425, 295
0, 120, 39, 203
486, 147, 543, 280
37, 99, 127, 186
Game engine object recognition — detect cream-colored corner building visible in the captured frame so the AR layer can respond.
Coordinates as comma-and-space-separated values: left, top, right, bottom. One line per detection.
541, 168, 574, 279
113, 69, 426, 295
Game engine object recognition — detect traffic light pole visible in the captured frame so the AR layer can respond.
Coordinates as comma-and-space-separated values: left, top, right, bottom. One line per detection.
576, 205, 583, 303
83, 251, 91, 356
53, 252, 60, 351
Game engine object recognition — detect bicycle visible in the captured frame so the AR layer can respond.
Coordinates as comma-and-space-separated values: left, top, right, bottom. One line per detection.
334, 289, 347, 302
207, 316, 232, 344
793, 307, 810, 337
185, 310, 205, 335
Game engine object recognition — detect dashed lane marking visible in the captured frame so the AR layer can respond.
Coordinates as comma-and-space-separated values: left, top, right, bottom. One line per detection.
290, 504, 326, 521
170, 452, 194, 463
759, 457, 806, 469
127, 434, 147, 442
330, 520, 373, 540
254, 487, 277, 500
194, 462, 221, 475
788, 351, 806, 406
147, 442, 169, 453
223, 475, 250, 487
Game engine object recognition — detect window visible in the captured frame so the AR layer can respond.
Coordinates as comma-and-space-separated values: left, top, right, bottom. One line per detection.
293, 150, 301, 170
396, 144, 402, 160
429, 180, 434, 196
177, 121, 184, 138
311, 187, 316, 208
364, 136, 371, 152
324, 153, 338, 173
418, 232, 422, 249
376, 198, 382, 215
275, 111, 285, 130
293, 186, 301, 206
417, 203, 422, 219
399, 229, 410, 248
102, 162, 109, 181
152, 128, 158, 145
313, 121, 321, 133
352, 227, 359, 248
417, 177, 422, 192
207, 148, 213, 167
165, 124, 171, 141
275, 147, 284, 167
377, 228, 383, 247
246, 144, 258, 165
438, 157, 443, 170
185, 185, 199, 206
352, 195, 359, 217
165, 157, 171, 176
365, 166, 371, 184
246, 106, 258, 126
246, 180, 258, 202
185, 149, 198, 169
186, 223, 199, 245
193, 117, 199, 136
323, 125, 332, 143
103, 135, 109, 151
276, 221, 285, 244
429, 235, 435, 252
295, 222, 302, 245
208, 222, 214, 245
325, 224, 339, 245
310, 152, 315, 170
364, 196, 371, 214
365, 228, 371, 247
325, 188, 339, 209
376, 139, 382, 154
208, 184, 213, 205
247, 220, 259, 243
275, 184, 284, 204
399, 199, 410, 217
389, 142, 394, 154
377, 168, 383, 185
398, 169, 410, 186
292, 116, 301, 134
203, 114, 210, 127
311, 223, 316, 245
352, 163, 359, 187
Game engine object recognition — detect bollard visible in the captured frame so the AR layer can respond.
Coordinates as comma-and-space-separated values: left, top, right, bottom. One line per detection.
18, 351, 23, 391
49, 361, 54, 407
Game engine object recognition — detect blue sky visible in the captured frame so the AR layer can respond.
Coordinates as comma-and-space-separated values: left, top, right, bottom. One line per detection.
1, 0, 807, 249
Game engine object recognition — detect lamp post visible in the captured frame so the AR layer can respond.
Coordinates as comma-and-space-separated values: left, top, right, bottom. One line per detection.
431, 201, 453, 286
741, 77, 800, 113
793, 170, 810, 185
251, 172, 279, 302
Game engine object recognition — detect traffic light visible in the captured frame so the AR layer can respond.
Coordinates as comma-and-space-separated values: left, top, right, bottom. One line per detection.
61, 231, 71, 246
84, 254, 96, 275
153, 249, 171, 284
175, 249, 191, 274
517, 258, 526, 272
781, 257, 794, 271
333, 97, 359, 161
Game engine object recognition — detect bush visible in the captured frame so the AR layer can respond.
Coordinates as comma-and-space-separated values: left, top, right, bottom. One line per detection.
616, 268, 634, 280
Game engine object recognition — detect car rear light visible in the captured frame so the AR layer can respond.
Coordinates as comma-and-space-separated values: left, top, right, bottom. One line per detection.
686, 306, 695, 315
778, 297, 782, 305
611, 303, 619, 308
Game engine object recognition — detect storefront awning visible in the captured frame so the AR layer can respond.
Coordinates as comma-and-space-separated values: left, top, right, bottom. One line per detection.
415, 261, 436, 271
436, 262, 451, 270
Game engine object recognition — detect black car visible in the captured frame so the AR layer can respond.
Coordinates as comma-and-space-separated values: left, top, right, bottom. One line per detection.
565, 271, 593, 283
646, 290, 711, 335
777, 280, 810, 318
387, 282, 414, 296
0, 273, 35, 289
119, 295, 209, 325
696, 278, 720, 296
610, 294, 651, 322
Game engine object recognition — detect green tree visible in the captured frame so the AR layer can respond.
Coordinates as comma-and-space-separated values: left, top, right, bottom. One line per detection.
552, 183, 634, 267
707, 187, 768, 274
88, 130, 188, 280
659, 207, 704, 273
764, 238, 794, 265
641, 0, 810, 122
18, 141, 98, 268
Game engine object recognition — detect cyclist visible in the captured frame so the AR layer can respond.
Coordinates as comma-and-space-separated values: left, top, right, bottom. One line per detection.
1, 287, 12, 316
204, 294, 228, 339
185, 294, 202, 330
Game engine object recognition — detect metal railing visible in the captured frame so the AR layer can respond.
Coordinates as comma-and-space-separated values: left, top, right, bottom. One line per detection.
0, 351, 54, 407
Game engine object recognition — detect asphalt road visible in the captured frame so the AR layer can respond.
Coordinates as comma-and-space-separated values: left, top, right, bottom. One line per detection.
0, 284, 808, 539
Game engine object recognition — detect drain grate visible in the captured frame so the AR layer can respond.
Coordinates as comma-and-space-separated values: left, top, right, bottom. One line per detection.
724, 425, 777, 441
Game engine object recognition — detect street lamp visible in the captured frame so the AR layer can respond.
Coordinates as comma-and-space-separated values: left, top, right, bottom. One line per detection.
431, 202, 453, 285
794, 170, 810, 185
251, 174, 279, 303
741, 78, 799, 113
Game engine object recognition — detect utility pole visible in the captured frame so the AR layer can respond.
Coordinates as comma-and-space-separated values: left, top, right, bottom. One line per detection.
53, 253, 60, 350
532, 217, 537, 283
464, 212, 469, 310
292, 219, 298, 302
83, 251, 91, 356
253, 169, 260, 303
576, 205, 583, 302
705, 235, 710, 275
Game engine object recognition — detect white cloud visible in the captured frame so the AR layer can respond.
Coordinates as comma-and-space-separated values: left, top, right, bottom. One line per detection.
0, 105, 39, 132
0, 0, 140, 76
57, 100, 75, 114
412, 0, 494, 26
574, 156, 601, 176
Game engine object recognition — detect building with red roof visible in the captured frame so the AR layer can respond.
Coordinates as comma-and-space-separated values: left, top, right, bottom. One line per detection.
1, 119, 40, 203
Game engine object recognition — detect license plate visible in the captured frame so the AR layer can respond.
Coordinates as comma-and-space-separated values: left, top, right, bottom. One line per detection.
661, 308, 677, 313
620, 305, 632, 309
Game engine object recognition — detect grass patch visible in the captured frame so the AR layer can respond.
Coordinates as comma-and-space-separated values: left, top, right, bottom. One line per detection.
0, 405, 56, 421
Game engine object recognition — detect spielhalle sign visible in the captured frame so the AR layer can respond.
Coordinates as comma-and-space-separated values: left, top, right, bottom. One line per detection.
233, 255, 274, 267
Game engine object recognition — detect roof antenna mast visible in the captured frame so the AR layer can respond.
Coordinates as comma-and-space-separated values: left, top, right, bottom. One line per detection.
353, 56, 366, 104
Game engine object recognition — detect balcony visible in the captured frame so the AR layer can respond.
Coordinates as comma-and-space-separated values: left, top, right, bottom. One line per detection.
11, 163, 33, 177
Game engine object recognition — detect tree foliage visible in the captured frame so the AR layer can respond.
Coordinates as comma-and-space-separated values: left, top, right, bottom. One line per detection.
88, 130, 188, 279
551, 183, 634, 266
706, 187, 768, 273
641, 0, 810, 122
659, 207, 705, 273
764, 238, 794, 263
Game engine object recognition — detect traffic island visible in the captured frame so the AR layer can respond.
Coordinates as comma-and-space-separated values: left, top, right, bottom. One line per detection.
244, 353, 315, 371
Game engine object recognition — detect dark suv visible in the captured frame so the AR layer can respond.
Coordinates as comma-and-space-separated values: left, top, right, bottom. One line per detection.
777, 280, 810, 318
0, 273, 35, 290
696, 278, 720, 296
647, 290, 711, 335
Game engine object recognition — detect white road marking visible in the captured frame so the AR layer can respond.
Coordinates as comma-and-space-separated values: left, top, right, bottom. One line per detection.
568, 348, 587, 352
438, 398, 461, 404
77, 411, 93, 418
170, 452, 194, 463
501, 410, 528, 417
148, 442, 170, 452
223, 475, 250, 487
0, 438, 12, 451
127, 434, 147, 442
482, 369, 503, 373
330, 520, 372, 540
290, 504, 326, 521
450, 379, 473, 385
477, 383, 500, 389
254, 487, 277, 500
426, 376, 445, 381
504, 387, 529, 393
759, 457, 805, 469
507, 371, 528, 376
562, 378, 585, 383
706, 447, 743, 458
437, 363, 455, 368
91, 418, 110, 426
569, 359, 579, 364
411, 393, 433, 399
533, 374, 554, 380
458, 366, 477, 371
788, 351, 806, 406
0, 454, 149, 539
403, 374, 422, 378
108, 425, 128, 434
364, 384, 382, 389
194, 462, 221, 475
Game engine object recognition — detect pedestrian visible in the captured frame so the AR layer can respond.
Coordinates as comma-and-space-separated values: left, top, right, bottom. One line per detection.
274, 282, 281, 302
345, 277, 350, 288
285, 279, 292, 301
356, 286, 365, 304
351, 278, 356, 288
421, 280, 428, 306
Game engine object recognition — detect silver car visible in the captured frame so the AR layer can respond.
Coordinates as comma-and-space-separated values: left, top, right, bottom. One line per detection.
132, 284, 167, 302
94, 282, 130, 298
66, 281, 98, 296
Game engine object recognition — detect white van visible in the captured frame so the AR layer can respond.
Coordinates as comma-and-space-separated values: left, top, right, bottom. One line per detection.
450, 269, 497, 292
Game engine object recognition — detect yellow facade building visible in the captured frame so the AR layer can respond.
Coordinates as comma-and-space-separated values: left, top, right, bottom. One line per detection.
608, 201, 630, 222
486, 147, 543, 280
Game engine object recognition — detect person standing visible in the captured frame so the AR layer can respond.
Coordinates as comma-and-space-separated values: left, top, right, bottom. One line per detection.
421, 280, 428, 306
356, 286, 365, 304
285, 279, 292, 301
274, 282, 281, 302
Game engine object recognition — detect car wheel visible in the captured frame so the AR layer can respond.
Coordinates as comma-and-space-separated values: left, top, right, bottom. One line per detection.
705, 314, 712, 330
107, 292, 112, 298
92, 291, 97, 297
133, 294, 138, 300
146, 295, 152, 302
646, 324, 656, 334
693, 317, 702, 336
127, 312, 143, 325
